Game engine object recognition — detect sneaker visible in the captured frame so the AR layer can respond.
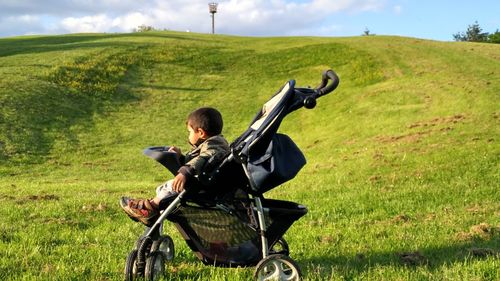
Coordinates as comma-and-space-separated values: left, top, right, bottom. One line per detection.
120, 197, 159, 226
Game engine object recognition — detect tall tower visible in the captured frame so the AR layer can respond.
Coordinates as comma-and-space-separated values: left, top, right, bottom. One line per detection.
208, 3, 218, 34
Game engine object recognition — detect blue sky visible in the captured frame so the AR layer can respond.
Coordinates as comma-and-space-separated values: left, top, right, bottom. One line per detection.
0, 0, 498, 41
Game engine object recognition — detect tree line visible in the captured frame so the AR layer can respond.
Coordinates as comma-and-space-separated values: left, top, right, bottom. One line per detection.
453, 21, 500, 43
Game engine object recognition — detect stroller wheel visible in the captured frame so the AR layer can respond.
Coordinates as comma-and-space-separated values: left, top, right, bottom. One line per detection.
145, 251, 166, 281
124, 250, 139, 281
269, 237, 289, 256
254, 254, 301, 281
135, 236, 153, 252
152, 235, 175, 261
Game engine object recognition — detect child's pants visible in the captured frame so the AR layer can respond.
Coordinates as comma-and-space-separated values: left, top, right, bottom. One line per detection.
156, 180, 177, 199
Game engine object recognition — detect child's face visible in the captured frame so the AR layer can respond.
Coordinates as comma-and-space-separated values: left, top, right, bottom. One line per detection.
187, 124, 206, 147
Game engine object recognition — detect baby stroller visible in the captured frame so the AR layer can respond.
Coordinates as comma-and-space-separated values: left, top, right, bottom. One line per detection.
123, 70, 339, 281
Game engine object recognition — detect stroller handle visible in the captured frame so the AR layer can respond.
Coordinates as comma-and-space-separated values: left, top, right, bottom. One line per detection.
315, 69, 340, 96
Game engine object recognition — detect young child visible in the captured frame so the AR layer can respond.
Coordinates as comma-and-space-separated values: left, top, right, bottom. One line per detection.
120, 107, 229, 226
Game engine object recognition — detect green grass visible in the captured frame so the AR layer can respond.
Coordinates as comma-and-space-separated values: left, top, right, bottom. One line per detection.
0, 31, 498, 280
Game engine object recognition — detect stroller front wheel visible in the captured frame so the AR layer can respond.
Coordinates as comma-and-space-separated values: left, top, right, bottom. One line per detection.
124, 250, 139, 281
145, 251, 166, 281
152, 235, 175, 261
254, 254, 302, 281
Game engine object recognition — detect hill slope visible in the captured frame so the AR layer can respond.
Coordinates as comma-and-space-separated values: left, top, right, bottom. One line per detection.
0, 32, 498, 280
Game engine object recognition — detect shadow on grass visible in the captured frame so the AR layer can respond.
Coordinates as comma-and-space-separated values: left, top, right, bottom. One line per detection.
135, 84, 215, 92
0, 33, 224, 165
0, 49, 144, 164
0, 78, 219, 164
0, 32, 198, 58
300, 236, 499, 278
0, 82, 137, 164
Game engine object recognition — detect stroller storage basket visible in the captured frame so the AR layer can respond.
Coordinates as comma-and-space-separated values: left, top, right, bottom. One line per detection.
167, 199, 307, 267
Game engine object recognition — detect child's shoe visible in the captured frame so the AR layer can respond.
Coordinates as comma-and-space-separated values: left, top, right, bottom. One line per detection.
120, 197, 159, 226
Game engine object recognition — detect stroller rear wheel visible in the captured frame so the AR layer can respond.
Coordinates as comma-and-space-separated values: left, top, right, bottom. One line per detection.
145, 251, 166, 281
124, 250, 139, 281
152, 235, 175, 261
254, 254, 301, 281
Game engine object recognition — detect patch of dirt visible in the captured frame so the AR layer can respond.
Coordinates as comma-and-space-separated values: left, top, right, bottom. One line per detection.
455, 232, 473, 241
305, 139, 321, 149
393, 214, 411, 223
41, 217, 79, 226
424, 94, 432, 105
371, 152, 391, 167
424, 212, 437, 222
369, 175, 382, 183
408, 114, 466, 129
470, 223, 498, 239
375, 130, 432, 144
312, 163, 337, 170
42, 264, 55, 274
97, 188, 121, 194
455, 223, 499, 241
47, 159, 71, 166
356, 253, 366, 260
319, 235, 336, 244
343, 139, 357, 145
0, 194, 16, 200
413, 170, 424, 179
398, 251, 427, 266
469, 247, 498, 258
16, 194, 60, 204
465, 204, 484, 214
374, 114, 467, 145
373, 153, 385, 160
82, 203, 108, 212
26, 194, 60, 201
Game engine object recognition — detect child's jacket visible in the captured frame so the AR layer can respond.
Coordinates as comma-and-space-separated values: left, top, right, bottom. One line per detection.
178, 135, 229, 180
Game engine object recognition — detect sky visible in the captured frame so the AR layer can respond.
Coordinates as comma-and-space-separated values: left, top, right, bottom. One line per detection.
0, 0, 499, 41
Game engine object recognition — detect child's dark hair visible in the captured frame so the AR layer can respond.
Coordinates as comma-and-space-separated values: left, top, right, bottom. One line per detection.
187, 107, 223, 136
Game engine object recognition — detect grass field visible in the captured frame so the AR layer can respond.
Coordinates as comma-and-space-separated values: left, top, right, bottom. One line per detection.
0, 31, 498, 280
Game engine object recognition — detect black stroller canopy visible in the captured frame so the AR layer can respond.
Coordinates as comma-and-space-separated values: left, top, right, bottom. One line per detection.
232, 80, 297, 158
232, 69, 339, 161
230, 80, 310, 194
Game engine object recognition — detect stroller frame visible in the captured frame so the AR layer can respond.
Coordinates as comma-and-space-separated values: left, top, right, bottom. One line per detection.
124, 70, 339, 281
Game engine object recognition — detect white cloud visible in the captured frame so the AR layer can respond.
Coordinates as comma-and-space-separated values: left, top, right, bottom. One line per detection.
0, 0, 388, 37
114, 13, 151, 32
17, 14, 40, 23
393, 5, 402, 14
61, 14, 112, 33
0, 15, 44, 37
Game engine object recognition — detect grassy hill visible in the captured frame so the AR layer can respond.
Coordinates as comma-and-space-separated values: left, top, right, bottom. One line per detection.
0, 31, 498, 280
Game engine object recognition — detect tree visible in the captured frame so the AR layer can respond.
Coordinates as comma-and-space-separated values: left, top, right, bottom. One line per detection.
134, 25, 155, 32
362, 27, 375, 36
488, 29, 500, 43
453, 21, 489, 42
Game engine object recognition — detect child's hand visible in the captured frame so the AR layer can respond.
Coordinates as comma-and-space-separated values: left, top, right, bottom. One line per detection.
168, 146, 182, 162
172, 173, 186, 193
168, 146, 182, 156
